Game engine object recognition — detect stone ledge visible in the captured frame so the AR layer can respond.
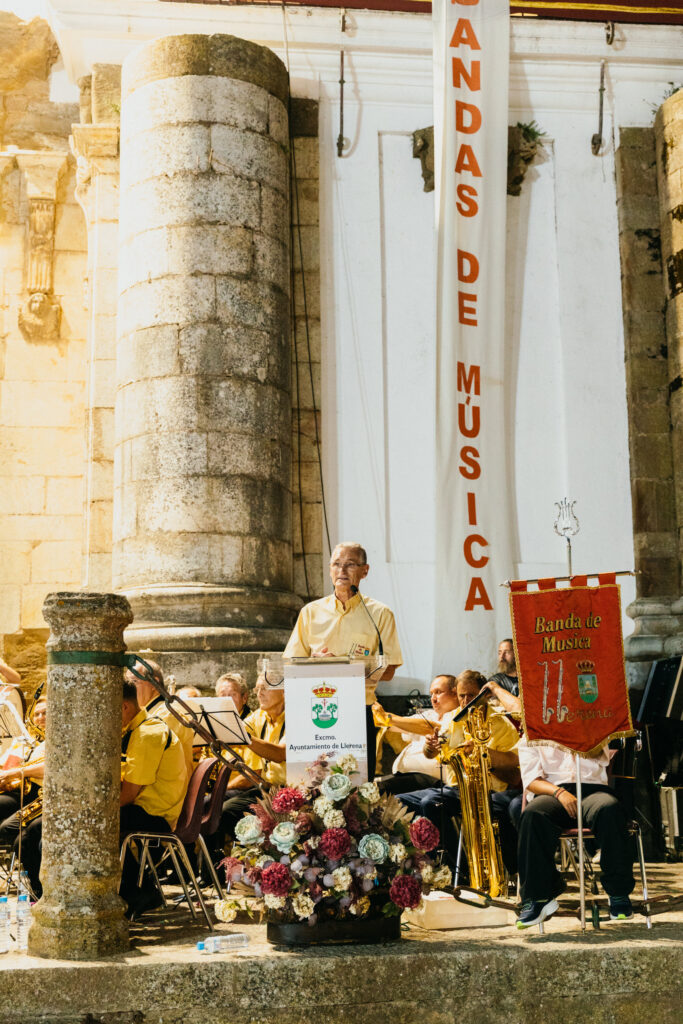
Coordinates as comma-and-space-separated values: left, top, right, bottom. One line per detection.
0, 906, 681, 1024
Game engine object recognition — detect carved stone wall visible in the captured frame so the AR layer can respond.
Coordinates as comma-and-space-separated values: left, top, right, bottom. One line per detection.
0, 13, 87, 695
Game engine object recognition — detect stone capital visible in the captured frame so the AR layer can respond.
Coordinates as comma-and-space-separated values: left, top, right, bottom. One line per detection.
71, 122, 120, 161
15, 150, 68, 201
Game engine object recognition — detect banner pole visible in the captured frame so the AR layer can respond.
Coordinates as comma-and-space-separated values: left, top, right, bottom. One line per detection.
554, 498, 587, 932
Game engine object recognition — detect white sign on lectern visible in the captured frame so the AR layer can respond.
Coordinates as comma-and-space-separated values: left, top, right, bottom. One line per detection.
283, 659, 367, 785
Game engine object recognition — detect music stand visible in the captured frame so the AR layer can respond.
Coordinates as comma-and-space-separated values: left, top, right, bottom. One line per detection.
183, 697, 251, 748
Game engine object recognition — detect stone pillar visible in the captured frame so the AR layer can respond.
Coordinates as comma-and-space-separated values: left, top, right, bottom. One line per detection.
115, 35, 301, 687
70, 65, 122, 592
616, 127, 683, 673
652, 91, 683, 658
29, 592, 131, 959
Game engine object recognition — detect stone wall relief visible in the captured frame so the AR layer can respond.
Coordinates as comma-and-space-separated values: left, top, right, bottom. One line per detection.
7, 150, 69, 342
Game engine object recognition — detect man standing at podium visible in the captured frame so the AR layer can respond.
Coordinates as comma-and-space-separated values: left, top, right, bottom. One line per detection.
283, 542, 403, 779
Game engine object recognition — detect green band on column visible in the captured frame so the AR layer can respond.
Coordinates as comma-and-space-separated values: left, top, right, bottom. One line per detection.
47, 651, 134, 668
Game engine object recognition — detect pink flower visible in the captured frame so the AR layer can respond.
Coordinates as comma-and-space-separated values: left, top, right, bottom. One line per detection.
245, 865, 263, 886
389, 874, 423, 910
318, 827, 352, 860
260, 862, 293, 897
272, 787, 306, 813
250, 802, 276, 837
409, 816, 440, 852
219, 856, 244, 883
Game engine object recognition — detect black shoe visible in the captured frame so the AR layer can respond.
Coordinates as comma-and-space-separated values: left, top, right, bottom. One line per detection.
125, 891, 164, 921
516, 898, 559, 929
607, 895, 633, 921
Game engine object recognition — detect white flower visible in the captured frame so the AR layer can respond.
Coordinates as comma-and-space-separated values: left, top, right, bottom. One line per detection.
432, 865, 452, 889
331, 867, 353, 891
255, 855, 273, 868
358, 781, 380, 804
321, 772, 353, 802
389, 843, 407, 864
264, 893, 286, 910
306, 835, 320, 850
358, 833, 389, 863
420, 864, 434, 884
350, 896, 371, 916
336, 754, 358, 774
234, 814, 264, 846
323, 808, 346, 828
291, 893, 316, 919
314, 795, 333, 816
270, 821, 299, 853
214, 900, 237, 923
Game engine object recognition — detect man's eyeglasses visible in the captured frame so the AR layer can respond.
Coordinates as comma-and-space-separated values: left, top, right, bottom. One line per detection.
330, 561, 364, 570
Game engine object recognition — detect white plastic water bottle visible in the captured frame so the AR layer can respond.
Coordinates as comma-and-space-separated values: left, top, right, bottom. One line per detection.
206, 933, 249, 952
15, 894, 30, 952
0, 897, 10, 954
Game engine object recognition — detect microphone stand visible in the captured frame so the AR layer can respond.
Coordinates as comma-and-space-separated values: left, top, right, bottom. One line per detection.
126, 657, 262, 788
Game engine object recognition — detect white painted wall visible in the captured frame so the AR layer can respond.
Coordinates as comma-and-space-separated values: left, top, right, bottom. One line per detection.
46, 2, 683, 690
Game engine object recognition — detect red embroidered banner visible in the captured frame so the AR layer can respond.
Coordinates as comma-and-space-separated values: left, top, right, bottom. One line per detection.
510, 580, 634, 755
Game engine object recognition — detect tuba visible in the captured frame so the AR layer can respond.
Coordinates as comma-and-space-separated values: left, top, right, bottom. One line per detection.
440, 703, 507, 899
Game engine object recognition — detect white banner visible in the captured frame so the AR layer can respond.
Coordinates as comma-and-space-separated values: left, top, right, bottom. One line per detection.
433, 0, 513, 671
284, 662, 368, 785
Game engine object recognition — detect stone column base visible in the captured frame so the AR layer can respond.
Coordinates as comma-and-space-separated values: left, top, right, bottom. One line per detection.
122, 584, 301, 688
30, 896, 128, 960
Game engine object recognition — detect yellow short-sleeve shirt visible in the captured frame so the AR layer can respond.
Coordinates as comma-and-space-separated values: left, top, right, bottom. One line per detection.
122, 710, 188, 827
244, 707, 286, 787
143, 695, 195, 779
283, 592, 403, 703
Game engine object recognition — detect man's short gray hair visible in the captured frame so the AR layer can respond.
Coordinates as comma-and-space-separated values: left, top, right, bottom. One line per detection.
331, 542, 367, 565
215, 672, 248, 696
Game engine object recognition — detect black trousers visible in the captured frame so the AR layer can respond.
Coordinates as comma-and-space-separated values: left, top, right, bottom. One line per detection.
518, 784, 635, 902
119, 804, 172, 907
378, 771, 437, 796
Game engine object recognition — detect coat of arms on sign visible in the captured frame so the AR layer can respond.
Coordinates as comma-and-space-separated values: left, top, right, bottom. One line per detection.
311, 684, 338, 729
577, 660, 598, 704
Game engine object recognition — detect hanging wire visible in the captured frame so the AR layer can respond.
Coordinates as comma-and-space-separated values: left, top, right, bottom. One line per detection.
281, 1, 332, 601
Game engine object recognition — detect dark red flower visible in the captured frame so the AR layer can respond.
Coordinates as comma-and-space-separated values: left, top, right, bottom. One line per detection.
409, 816, 440, 852
272, 787, 306, 813
389, 874, 423, 910
343, 794, 362, 835
318, 827, 352, 860
260, 862, 293, 897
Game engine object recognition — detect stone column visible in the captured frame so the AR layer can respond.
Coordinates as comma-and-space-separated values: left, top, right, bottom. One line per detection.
115, 35, 301, 686
29, 592, 131, 959
71, 65, 122, 591
653, 91, 683, 657
617, 127, 683, 674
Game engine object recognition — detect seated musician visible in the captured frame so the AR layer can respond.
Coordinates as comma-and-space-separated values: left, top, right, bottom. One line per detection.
0, 697, 46, 855
372, 674, 459, 795
486, 638, 522, 715
399, 671, 520, 872
515, 737, 635, 928
208, 676, 285, 864
283, 542, 402, 780
126, 659, 195, 779
215, 672, 251, 720
120, 678, 189, 919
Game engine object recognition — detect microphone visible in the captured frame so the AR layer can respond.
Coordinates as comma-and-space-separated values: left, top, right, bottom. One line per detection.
350, 585, 384, 656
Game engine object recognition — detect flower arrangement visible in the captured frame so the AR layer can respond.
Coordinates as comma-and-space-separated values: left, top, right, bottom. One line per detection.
217, 754, 452, 925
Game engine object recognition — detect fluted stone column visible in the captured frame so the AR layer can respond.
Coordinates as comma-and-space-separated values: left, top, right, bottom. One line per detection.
29, 592, 131, 959
115, 36, 301, 685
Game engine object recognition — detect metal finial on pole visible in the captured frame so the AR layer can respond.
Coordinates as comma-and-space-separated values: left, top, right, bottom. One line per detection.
554, 498, 579, 577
